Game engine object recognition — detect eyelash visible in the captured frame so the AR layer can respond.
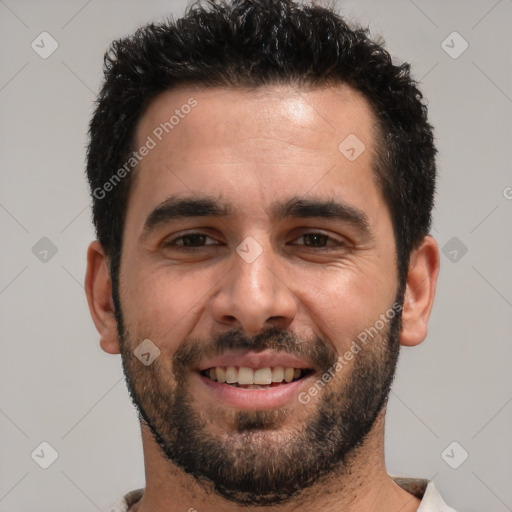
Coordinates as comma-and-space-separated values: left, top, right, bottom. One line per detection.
163, 233, 219, 250
163, 232, 346, 250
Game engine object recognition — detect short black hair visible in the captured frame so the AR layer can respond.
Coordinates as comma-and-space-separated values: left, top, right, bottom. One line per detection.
86, 0, 436, 294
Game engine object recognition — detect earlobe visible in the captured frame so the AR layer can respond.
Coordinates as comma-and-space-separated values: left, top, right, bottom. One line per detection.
84, 240, 121, 354
400, 235, 440, 347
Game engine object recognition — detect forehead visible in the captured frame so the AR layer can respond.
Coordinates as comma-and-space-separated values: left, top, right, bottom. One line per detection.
136, 83, 377, 155
128, 83, 382, 228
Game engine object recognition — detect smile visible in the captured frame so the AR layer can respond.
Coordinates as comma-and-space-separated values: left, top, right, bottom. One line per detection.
200, 365, 311, 389
195, 355, 316, 409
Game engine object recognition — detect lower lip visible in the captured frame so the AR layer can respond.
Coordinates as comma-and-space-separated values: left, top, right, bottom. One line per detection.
197, 373, 310, 410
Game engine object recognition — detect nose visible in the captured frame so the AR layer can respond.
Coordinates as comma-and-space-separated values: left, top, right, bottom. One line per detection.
210, 241, 297, 334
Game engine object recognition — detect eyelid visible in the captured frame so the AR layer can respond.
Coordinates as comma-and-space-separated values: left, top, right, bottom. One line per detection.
163, 230, 222, 247
289, 230, 348, 247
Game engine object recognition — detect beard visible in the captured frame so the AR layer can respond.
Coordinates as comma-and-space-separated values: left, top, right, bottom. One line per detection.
114, 290, 403, 506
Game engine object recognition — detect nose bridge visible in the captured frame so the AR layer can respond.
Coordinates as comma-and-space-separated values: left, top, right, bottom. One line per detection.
210, 236, 296, 333
236, 240, 277, 300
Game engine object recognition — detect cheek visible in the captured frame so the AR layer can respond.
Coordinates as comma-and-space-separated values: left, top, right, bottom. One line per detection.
119, 264, 215, 351
297, 262, 397, 350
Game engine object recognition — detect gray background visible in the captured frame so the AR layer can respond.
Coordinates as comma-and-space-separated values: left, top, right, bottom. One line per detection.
0, 0, 511, 510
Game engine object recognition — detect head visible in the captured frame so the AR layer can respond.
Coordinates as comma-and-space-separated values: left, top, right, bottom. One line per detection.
85, 0, 439, 506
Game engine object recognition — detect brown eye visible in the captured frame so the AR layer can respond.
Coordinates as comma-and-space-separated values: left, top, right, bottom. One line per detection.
164, 233, 218, 249
176, 234, 208, 247
301, 234, 329, 248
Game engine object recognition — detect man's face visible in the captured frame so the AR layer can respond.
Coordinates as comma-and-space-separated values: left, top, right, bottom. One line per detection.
115, 85, 401, 504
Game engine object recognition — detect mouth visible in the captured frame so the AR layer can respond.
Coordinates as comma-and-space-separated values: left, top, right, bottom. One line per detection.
200, 365, 313, 389
194, 350, 318, 409
195, 355, 317, 409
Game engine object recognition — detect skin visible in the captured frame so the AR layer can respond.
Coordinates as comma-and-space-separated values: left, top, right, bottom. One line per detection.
85, 84, 440, 512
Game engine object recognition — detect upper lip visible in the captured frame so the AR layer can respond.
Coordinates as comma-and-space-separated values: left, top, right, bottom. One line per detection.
197, 350, 315, 372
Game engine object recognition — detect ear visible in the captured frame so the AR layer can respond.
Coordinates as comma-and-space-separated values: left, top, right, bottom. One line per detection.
85, 240, 121, 354
400, 235, 440, 347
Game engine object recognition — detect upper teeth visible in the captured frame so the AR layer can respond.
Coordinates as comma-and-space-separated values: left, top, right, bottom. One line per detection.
206, 366, 302, 385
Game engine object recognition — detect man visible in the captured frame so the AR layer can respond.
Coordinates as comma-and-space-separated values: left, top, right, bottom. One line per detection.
84, 0, 450, 510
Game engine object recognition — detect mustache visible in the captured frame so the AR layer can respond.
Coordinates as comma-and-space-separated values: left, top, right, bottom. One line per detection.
172, 326, 339, 374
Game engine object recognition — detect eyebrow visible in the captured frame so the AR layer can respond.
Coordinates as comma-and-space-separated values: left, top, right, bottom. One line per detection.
271, 197, 372, 239
140, 194, 373, 241
141, 196, 231, 240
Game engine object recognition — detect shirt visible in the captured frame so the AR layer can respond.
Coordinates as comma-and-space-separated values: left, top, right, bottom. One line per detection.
110, 478, 457, 511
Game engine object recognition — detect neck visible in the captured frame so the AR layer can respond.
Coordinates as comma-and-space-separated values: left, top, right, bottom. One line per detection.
131, 409, 420, 512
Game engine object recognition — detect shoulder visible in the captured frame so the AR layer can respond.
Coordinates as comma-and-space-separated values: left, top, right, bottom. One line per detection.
110, 488, 144, 512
